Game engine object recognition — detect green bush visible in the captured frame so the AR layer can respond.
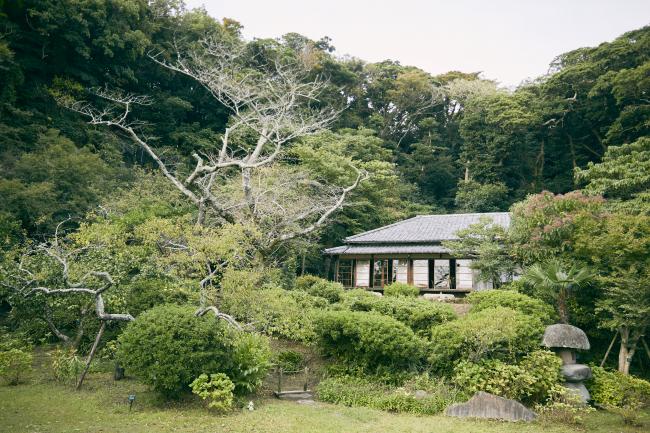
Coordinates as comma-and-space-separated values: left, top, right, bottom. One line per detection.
467, 289, 555, 324
190, 373, 235, 412
124, 278, 191, 316
588, 367, 650, 409
117, 304, 271, 397
317, 375, 459, 415
0, 348, 32, 385
314, 310, 426, 372
50, 348, 85, 385
294, 275, 324, 292
275, 350, 305, 372
221, 287, 325, 343
304, 280, 345, 303
383, 282, 419, 298
453, 350, 562, 404
293, 275, 345, 303
338, 290, 456, 335
429, 306, 545, 373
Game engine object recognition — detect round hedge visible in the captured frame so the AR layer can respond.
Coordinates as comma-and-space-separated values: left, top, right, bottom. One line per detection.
383, 282, 419, 298
117, 304, 271, 397
429, 306, 545, 374
467, 289, 556, 324
338, 289, 456, 335
314, 310, 426, 372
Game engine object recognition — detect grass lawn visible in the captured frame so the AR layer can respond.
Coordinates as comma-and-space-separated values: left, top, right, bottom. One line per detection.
1, 369, 649, 433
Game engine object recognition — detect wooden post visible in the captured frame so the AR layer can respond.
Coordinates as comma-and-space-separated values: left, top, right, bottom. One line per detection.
277, 368, 283, 394
407, 257, 413, 285
600, 333, 618, 368
76, 321, 106, 390
369, 255, 375, 289
303, 367, 309, 392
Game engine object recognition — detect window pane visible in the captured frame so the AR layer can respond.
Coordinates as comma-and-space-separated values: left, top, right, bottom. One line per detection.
337, 260, 353, 287
373, 260, 388, 288
393, 259, 408, 283
433, 259, 450, 288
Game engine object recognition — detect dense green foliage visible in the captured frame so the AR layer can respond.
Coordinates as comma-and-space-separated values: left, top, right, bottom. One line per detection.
382, 282, 420, 298
453, 350, 562, 404
338, 289, 456, 335
117, 305, 271, 397
467, 290, 556, 324
428, 307, 545, 373
190, 373, 235, 412
317, 375, 459, 415
0, 348, 32, 385
314, 310, 426, 372
588, 367, 650, 409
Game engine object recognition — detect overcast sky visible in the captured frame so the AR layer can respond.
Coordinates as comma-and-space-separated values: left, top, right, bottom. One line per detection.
184, 0, 650, 86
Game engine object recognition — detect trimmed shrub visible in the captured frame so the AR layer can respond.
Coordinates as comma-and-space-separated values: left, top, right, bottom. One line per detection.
124, 278, 191, 316
588, 367, 650, 409
0, 348, 32, 385
338, 290, 456, 335
117, 304, 271, 397
221, 287, 325, 343
314, 310, 426, 372
190, 373, 235, 412
467, 289, 555, 324
293, 275, 345, 303
429, 306, 545, 373
317, 375, 459, 415
383, 282, 419, 298
453, 350, 562, 404
294, 275, 324, 292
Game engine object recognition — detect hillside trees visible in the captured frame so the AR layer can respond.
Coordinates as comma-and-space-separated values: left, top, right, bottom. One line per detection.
63, 35, 367, 251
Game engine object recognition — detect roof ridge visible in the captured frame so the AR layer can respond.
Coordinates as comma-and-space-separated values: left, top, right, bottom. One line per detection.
417, 211, 510, 218
345, 215, 422, 242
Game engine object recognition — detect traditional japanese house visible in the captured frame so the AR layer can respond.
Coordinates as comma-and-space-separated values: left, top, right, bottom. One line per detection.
324, 212, 511, 294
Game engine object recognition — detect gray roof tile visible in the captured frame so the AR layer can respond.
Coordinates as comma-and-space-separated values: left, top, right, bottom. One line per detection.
324, 244, 450, 255
344, 212, 510, 244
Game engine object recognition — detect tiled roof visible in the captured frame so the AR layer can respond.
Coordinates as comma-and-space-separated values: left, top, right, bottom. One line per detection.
345, 212, 510, 244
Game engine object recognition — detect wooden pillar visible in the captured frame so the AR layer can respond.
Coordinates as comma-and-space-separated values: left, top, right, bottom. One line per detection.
352, 259, 356, 288
450, 258, 457, 289
369, 255, 375, 288
333, 256, 339, 282
407, 257, 413, 285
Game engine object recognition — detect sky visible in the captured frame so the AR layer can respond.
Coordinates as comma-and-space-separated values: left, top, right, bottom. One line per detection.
183, 0, 650, 87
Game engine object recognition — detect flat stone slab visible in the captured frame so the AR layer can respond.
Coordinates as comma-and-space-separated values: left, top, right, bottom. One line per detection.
562, 364, 592, 382
542, 324, 590, 350
445, 391, 536, 422
274, 391, 314, 400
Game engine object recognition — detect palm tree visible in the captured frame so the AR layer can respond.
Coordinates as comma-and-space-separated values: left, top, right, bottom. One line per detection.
522, 259, 595, 324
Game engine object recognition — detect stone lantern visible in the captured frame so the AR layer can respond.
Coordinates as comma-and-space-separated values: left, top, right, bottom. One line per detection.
542, 324, 592, 403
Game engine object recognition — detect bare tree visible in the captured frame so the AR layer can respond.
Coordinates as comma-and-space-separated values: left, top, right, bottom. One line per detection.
7, 221, 134, 389
60, 36, 367, 247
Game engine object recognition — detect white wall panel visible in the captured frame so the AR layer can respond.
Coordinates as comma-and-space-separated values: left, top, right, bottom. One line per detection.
412, 259, 428, 288
355, 260, 370, 287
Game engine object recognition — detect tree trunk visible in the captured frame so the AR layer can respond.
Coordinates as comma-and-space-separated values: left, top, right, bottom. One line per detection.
76, 321, 106, 390
557, 289, 569, 324
617, 327, 638, 375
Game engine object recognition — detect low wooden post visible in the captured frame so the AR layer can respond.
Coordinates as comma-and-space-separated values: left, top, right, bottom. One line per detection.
303, 367, 309, 392
277, 368, 283, 395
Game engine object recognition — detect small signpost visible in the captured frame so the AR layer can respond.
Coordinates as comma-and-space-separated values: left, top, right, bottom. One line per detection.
128, 394, 136, 412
